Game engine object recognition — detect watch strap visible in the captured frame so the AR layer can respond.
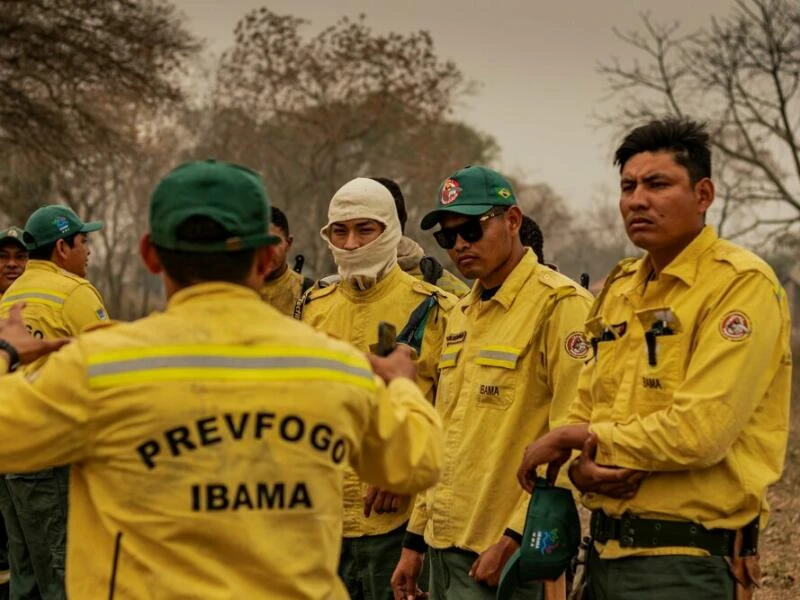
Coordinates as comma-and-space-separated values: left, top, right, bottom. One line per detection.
0, 339, 21, 372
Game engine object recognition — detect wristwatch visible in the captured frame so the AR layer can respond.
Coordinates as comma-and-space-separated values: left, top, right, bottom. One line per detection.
0, 339, 21, 373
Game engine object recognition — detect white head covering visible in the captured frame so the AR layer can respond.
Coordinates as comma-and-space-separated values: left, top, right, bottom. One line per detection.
321, 178, 403, 290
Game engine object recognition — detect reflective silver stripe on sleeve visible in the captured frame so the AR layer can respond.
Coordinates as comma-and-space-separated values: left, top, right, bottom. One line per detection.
87, 355, 373, 379
477, 349, 519, 363
440, 351, 459, 362
1, 292, 65, 305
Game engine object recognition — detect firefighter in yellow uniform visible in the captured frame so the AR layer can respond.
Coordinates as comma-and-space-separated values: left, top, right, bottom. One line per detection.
0, 226, 28, 296
298, 177, 456, 600
0, 205, 106, 600
260, 206, 313, 315
0, 225, 28, 600
0, 160, 443, 600
392, 166, 593, 600
517, 119, 792, 600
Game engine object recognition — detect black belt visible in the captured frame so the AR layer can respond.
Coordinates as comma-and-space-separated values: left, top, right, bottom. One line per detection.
590, 511, 759, 557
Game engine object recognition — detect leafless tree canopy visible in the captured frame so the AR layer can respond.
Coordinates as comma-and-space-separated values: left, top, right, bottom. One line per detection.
598, 0, 800, 244
0, 0, 200, 164
194, 8, 497, 275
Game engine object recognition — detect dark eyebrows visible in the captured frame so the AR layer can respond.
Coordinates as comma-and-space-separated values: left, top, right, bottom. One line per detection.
642, 172, 671, 183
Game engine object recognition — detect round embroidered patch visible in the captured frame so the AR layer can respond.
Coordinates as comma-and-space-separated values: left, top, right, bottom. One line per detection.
565, 331, 590, 359
440, 178, 462, 205
720, 311, 751, 341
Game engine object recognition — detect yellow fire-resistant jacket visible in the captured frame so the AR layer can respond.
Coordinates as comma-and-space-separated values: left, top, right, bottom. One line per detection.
567, 227, 792, 558
300, 264, 456, 538
408, 249, 593, 553
0, 283, 443, 599
260, 266, 308, 316
0, 259, 108, 372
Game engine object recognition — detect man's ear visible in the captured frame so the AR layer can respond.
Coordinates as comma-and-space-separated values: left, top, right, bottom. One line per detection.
255, 245, 276, 279
506, 206, 523, 236
695, 178, 715, 216
139, 234, 163, 275
287, 235, 294, 251
54, 238, 69, 260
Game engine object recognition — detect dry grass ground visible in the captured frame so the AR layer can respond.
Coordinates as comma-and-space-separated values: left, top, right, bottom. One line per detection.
757, 356, 799, 599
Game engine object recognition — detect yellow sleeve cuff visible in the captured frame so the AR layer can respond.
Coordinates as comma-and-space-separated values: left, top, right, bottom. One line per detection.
590, 422, 615, 466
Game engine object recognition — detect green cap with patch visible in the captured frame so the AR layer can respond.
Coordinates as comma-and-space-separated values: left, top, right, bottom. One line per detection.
24, 205, 103, 249
496, 478, 581, 600
0, 226, 28, 250
420, 165, 516, 230
149, 160, 280, 252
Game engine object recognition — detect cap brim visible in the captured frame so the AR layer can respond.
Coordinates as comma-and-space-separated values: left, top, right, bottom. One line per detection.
496, 549, 522, 600
79, 221, 103, 233
420, 204, 497, 230
0, 236, 28, 250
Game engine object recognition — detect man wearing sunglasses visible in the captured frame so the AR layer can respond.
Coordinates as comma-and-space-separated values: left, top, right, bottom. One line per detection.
391, 165, 593, 600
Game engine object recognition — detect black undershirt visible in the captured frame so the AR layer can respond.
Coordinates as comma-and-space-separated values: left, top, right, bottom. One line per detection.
480, 286, 501, 301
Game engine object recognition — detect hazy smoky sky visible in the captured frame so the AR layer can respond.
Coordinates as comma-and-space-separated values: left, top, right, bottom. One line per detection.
173, 0, 736, 213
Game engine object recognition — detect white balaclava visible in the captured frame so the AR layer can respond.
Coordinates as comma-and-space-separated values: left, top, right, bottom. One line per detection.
321, 177, 402, 290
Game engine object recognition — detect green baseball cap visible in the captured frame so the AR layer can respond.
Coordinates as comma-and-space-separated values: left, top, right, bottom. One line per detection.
496, 478, 581, 599
0, 226, 28, 250
420, 165, 517, 230
24, 205, 103, 249
149, 160, 280, 252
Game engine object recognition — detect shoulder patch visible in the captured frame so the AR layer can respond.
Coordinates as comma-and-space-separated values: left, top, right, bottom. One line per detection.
564, 331, 590, 359
720, 311, 751, 341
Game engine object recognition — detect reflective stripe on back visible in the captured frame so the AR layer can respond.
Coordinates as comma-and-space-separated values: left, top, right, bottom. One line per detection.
0, 290, 67, 308
87, 345, 375, 390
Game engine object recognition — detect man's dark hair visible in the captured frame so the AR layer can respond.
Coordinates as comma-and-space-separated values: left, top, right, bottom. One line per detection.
155, 216, 256, 287
29, 233, 77, 260
371, 177, 406, 232
519, 216, 545, 264
271, 206, 290, 239
614, 118, 711, 184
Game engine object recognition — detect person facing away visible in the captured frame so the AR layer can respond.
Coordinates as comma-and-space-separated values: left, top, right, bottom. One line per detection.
517, 118, 792, 600
298, 176, 456, 600
0, 160, 444, 599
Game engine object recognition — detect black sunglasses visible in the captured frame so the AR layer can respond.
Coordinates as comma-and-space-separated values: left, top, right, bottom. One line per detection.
433, 206, 507, 250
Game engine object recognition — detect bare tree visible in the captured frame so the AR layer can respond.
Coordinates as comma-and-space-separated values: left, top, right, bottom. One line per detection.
198, 8, 494, 275
598, 0, 800, 243
0, 0, 200, 166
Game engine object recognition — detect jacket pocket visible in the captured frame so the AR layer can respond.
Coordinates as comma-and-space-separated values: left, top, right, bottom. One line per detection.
636, 333, 685, 413
473, 345, 522, 410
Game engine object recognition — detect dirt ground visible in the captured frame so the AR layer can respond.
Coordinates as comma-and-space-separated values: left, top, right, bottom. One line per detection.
756, 357, 799, 599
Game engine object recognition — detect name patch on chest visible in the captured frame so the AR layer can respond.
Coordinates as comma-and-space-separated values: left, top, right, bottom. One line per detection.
446, 331, 467, 344
476, 382, 513, 408
642, 376, 663, 389
479, 384, 500, 397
